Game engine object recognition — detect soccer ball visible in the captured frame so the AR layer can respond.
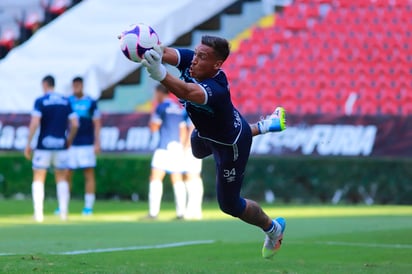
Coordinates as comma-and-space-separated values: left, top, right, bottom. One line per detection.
119, 23, 160, 63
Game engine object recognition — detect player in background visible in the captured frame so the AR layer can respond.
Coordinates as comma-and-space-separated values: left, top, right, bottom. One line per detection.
24, 75, 79, 222
67, 76, 101, 215
182, 110, 204, 220
146, 84, 186, 219
141, 36, 287, 258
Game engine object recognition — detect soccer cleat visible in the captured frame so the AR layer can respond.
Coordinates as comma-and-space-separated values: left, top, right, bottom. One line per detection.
60, 213, 68, 221
34, 213, 44, 223
257, 107, 287, 134
262, 217, 286, 259
268, 107, 286, 132
82, 208, 93, 216
184, 212, 203, 220
139, 214, 158, 221
54, 208, 68, 220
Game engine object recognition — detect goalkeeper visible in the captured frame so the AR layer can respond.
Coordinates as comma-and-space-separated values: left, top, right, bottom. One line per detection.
141, 35, 286, 259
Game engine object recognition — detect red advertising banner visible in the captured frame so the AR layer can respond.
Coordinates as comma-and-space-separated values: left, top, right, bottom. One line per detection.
0, 113, 411, 157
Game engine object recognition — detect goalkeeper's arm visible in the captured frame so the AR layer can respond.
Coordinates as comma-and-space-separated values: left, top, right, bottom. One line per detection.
142, 47, 206, 105
162, 47, 179, 66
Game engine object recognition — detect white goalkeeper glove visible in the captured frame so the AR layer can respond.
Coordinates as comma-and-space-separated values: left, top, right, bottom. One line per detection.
141, 45, 167, 81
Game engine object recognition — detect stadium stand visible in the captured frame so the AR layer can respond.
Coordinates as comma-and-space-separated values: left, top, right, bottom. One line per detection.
2, 0, 409, 116
99, 0, 268, 113
0, 0, 238, 113
225, 0, 412, 116
0, 0, 76, 58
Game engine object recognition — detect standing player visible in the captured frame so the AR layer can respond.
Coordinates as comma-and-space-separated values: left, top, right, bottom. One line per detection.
182, 111, 204, 220
141, 36, 287, 258
146, 84, 186, 219
24, 75, 79, 222
67, 76, 101, 215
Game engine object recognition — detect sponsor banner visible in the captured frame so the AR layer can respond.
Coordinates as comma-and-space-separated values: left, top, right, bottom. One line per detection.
250, 114, 412, 157
0, 113, 158, 153
0, 113, 411, 156
97, 113, 158, 152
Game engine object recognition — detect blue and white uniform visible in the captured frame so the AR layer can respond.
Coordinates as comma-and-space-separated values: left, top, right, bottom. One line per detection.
182, 110, 202, 174
176, 48, 252, 217
32, 92, 77, 169
67, 95, 100, 169
151, 98, 185, 173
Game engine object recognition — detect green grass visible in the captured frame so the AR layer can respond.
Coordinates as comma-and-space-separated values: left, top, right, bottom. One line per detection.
1, 200, 411, 273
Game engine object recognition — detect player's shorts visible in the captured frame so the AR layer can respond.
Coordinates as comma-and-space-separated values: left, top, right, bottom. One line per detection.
151, 141, 184, 173
183, 148, 202, 174
191, 118, 252, 217
68, 145, 96, 169
32, 149, 69, 170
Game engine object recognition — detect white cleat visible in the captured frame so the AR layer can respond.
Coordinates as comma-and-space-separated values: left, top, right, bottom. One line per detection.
262, 217, 286, 259
257, 107, 287, 134
34, 213, 44, 223
60, 213, 68, 221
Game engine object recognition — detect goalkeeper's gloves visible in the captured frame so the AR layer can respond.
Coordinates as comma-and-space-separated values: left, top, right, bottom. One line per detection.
141, 45, 167, 81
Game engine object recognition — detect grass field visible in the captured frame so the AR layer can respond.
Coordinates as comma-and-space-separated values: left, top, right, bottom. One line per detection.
1, 200, 411, 273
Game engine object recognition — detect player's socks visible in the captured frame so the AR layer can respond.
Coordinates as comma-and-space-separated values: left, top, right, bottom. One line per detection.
185, 178, 204, 219
184, 180, 195, 219
82, 208, 93, 215
262, 217, 286, 259
148, 180, 163, 217
84, 193, 95, 214
173, 181, 187, 218
32, 181, 44, 222
257, 107, 286, 134
56, 181, 70, 221
194, 178, 204, 218
82, 192, 95, 215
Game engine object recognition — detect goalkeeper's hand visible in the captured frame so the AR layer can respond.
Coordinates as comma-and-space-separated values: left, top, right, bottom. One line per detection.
141, 45, 167, 81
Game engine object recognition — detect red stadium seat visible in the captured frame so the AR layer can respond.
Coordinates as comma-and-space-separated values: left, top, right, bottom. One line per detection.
356, 100, 378, 116
251, 27, 267, 42
257, 43, 274, 55
299, 100, 319, 114
380, 100, 400, 115
304, 5, 320, 18
279, 100, 299, 114
320, 100, 342, 114
401, 102, 412, 116
240, 99, 259, 115
225, 0, 410, 116
261, 100, 278, 114
358, 89, 379, 102
399, 89, 412, 102
237, 56, 257, 69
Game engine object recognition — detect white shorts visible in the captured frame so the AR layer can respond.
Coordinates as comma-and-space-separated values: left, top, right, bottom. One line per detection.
183, 148, 202, 174
32, 150, 69, 170
68, 145, 96, 169
151, 142, 184, 173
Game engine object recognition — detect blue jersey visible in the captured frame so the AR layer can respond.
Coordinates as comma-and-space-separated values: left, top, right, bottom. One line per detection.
176, 49, 243, 145
32, 92, 76, 150
152, 99, 184, 149
69, 95, 100, 146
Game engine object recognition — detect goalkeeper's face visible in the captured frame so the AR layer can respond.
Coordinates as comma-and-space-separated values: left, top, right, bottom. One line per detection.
190, 44, 223, 81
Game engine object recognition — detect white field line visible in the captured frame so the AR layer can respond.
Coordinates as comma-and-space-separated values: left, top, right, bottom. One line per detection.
0, 240, 215, 257
55, 240, 215, 255
315, 241, 412, 249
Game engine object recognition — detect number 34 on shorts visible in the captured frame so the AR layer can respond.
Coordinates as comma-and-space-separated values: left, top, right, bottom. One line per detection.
223, 168, 236, 183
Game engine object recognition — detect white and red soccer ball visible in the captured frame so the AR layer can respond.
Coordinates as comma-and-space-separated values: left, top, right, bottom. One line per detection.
119, 23, 160, 63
